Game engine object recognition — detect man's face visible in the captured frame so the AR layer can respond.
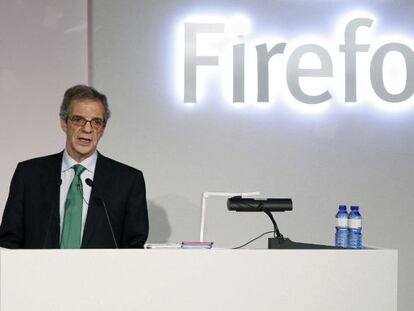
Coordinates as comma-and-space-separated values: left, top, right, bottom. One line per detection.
60, 99, 106, 162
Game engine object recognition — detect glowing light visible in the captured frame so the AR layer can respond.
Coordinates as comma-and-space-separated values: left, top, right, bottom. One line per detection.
175, 11, 414, 113
228, 15, 251, 37
334, 10, 376, 41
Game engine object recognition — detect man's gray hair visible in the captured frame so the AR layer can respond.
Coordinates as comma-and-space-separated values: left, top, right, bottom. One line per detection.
59, 85, 111, 125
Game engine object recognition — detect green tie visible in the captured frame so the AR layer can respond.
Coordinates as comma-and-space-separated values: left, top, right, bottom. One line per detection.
60, 164, 86, 249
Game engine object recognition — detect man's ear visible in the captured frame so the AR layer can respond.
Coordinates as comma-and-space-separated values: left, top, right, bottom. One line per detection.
60, 117, 67, 133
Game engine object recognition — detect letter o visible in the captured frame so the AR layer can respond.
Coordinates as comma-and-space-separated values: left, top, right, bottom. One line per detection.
371, 43, 414, 102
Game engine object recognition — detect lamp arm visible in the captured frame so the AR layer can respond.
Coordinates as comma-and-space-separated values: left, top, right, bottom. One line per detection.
264, 210, 283, 238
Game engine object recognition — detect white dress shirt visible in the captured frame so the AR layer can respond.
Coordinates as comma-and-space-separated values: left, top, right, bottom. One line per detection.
60, 150, 97, 240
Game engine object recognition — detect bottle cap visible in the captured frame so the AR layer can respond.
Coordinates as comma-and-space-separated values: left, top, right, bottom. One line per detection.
338, 205, 347, 211
350, 205, 359, 210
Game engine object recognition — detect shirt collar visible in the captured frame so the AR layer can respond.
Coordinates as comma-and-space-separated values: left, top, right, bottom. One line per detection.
62, 150, 98, 174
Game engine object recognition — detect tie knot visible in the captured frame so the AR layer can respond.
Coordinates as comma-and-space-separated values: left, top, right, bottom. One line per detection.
73, 164, 86, 177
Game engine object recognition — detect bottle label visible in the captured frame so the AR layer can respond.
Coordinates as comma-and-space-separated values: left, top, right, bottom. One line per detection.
348, 218, 362, 229
335, 218, 348, 227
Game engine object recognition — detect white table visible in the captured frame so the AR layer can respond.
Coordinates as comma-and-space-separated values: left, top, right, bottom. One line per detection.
0, 248, 397, 311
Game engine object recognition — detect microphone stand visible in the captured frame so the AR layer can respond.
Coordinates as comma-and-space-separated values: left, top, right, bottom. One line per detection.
85, 178, 118, 248
264, 211, 337, 249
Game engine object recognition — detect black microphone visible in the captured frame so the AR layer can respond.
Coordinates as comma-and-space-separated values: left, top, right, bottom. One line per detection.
42, 178, 62, 249
85, 178, 118, 248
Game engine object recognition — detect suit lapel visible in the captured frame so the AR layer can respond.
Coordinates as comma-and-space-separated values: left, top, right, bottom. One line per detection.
81, 152, 112, 248
41, 152, 63, 248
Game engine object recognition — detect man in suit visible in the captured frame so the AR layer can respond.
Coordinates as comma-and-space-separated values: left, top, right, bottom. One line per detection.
0, 85, 149, 249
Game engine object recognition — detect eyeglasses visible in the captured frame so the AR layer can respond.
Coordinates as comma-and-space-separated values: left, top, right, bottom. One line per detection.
67, 115, 105, 130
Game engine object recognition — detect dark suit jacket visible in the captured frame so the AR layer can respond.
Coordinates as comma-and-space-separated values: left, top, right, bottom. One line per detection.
0, 152, 149, 249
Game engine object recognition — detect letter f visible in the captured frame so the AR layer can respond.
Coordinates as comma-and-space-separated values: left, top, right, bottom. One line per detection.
184, 23, 225, 103
340, 18, 373, 102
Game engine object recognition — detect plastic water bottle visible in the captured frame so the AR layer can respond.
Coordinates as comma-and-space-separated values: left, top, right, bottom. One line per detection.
348, 206, 363, 249
335, 205, 348, 248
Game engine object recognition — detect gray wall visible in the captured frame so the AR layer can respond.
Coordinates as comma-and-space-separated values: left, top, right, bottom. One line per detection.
92, 0, 413, 310
0, 0, 88, 193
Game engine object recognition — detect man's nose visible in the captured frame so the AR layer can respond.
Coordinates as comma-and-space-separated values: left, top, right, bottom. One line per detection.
82, 120, 93, 132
